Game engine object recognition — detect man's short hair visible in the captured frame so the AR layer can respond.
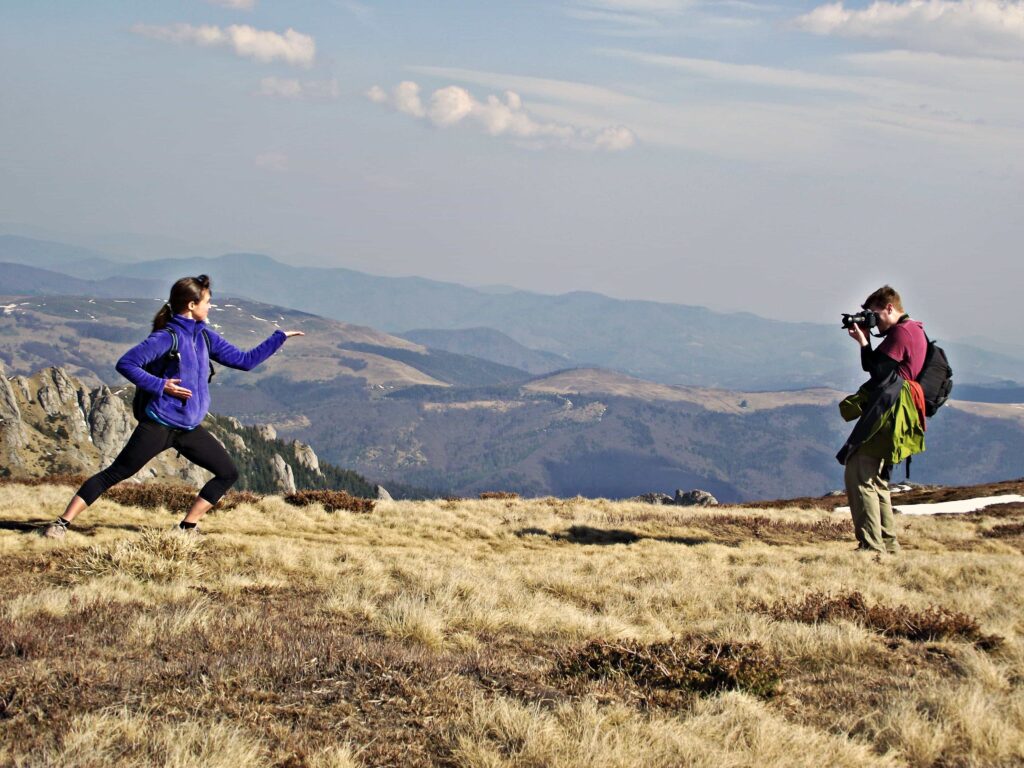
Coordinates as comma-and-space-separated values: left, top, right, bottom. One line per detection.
862, 285, 904, 312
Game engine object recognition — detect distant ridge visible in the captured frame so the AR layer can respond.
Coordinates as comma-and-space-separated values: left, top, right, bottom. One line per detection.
4, 234, 1024, 390
400, 327, 571, 375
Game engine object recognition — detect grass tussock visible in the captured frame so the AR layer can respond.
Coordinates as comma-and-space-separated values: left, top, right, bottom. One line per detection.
283, 490, 375, 513
479, 491, 520, 500
757, 591, 1002, 649
558, 638, 782, 699
62, 529, 207, 583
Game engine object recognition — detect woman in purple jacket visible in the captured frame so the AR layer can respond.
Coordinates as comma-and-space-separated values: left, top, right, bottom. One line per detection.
42, 274, 304, 538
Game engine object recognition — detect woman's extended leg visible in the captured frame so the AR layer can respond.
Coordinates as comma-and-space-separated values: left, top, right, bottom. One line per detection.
172, 425, 240, 526
45, 421, 171, 536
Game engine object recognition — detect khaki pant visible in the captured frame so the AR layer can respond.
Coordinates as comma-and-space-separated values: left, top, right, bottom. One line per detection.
844, 451, 900, 554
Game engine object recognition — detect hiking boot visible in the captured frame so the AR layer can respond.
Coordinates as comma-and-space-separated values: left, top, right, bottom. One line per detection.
40, 520, 68, 540
172, 524, 201, 539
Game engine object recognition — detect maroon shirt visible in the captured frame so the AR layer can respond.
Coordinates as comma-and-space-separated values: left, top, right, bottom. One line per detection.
877, 319, 927, 381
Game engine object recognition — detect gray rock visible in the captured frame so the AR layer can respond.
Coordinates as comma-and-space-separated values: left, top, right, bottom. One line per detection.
225, 433, 247, 453
49, 367, 79, 405
11, 376, 32, 403
375, 484, 393, 501
0, 365, 27, 471
674, 489, 719, 507
630, 492, 674, 505
226, 416, 243, 430
88, 386, 135, 466
270, 453, 296, 493
293, 440, 321, 475
256, 424, 277, 442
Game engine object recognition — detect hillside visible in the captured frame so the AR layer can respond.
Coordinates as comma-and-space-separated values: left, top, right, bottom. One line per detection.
2, 480, 1023, 766
400, 327, 572, 375
4, 294, 1024, 500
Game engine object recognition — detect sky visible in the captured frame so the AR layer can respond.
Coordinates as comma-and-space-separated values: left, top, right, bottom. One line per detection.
1, 0, 1023, 346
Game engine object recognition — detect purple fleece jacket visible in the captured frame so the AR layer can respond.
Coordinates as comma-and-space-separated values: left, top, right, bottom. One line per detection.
116, 315, 286, 430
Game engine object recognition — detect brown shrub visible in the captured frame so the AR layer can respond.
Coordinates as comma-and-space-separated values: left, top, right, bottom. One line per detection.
558, 638, 782, 698
982, 522, 1024, 538
284, 490, 375, 513
479, 491, 520, 500
0, 474, 87, 488
756, 591, 1002, 649
103, 483, 261, 512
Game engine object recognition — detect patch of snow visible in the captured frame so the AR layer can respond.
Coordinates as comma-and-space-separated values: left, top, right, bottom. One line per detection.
113, 300, 136, 304
251, 315, 266, 322
2, 303, 17, 315
836, 494, 1024, 516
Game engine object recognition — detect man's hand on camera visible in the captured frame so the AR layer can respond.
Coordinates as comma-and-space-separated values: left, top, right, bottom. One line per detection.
847, 324, 869, 347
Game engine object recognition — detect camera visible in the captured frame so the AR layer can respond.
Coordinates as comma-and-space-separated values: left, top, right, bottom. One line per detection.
841, 310, 878, 330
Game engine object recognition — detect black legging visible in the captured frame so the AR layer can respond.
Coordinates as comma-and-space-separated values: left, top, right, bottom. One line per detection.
77, 419, 239, 506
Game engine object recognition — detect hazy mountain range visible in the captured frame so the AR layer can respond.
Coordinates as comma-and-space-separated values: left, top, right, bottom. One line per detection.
3, 279, 1023, 501
5, 234, 1024, 391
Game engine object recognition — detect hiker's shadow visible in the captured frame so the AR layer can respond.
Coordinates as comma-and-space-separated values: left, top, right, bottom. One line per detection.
0, 520, 148, 536
518, 525, 710, 547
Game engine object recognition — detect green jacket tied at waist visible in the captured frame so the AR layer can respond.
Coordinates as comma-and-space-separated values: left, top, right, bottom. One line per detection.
837, 373, 925, 466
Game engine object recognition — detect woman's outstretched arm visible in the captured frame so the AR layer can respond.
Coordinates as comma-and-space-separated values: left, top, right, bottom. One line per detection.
205, 328, 303, 371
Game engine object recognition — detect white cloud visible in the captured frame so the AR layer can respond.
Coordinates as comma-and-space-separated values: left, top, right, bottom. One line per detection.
255, 152, 288, 171
394, 81, 427, 118
409, 66, 642, 107
205, 0, 256, 9
132, 23, 315, 67
796, 0, 1024, 58
258, 76, 339, 100
368, 81, 636, 151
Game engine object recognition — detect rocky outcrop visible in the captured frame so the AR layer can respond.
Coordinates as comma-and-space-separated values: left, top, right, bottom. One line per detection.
88, 385, 134, 466
293, 440, 321, 475
256, 424, 277, 442
0, 364, 27, 473
375, 484, 393, 501
675, 489, 719, 507
630, 489, 720, 506
270, 453, 296, 493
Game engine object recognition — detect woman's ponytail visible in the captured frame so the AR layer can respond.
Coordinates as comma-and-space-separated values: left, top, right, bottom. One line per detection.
151, 275, 213, 331
152, 303, 174, 331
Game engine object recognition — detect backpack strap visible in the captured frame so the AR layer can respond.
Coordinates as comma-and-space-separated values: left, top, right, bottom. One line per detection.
201, 327, 216, 384
165, 327, 179, 361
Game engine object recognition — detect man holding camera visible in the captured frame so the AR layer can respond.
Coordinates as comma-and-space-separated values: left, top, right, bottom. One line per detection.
837, 286, 928, 555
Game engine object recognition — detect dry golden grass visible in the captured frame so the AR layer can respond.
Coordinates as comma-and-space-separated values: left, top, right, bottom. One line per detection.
2, 480, 1024, 766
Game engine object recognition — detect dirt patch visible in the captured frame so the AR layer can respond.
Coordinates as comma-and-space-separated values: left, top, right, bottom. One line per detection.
756, 591, 1002, 649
